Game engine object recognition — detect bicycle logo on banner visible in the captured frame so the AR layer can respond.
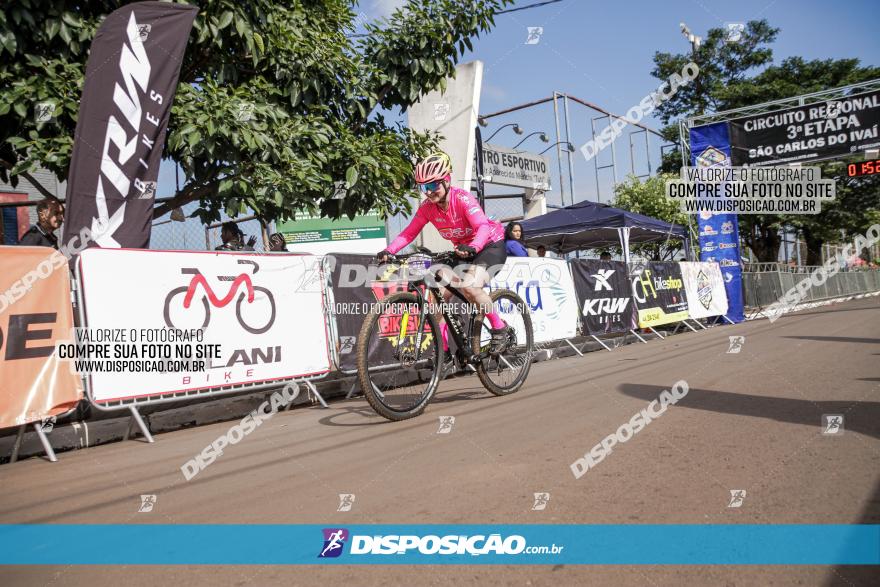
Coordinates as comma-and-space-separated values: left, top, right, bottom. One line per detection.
163, 259, 276, 334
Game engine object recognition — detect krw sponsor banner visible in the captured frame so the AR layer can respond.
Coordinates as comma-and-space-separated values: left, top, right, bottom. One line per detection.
78, 249, 330, 402
689, 122, 745, 323
568, 260, 636, 335
631, 262, 689, 327
62, 2, 198, 250
679, 262, 728, 319
488, 258, 578, 344
0, 247, 83, 428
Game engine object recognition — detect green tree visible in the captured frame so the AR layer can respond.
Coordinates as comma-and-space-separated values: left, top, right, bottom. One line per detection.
654, 20, 779, 173
612, 174, 689, 260
650, 20, 880, 262
0, 0, 510, 224
788, 162, 880, 265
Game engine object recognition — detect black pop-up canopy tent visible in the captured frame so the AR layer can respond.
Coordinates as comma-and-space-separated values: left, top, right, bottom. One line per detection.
518, 200, 691, 262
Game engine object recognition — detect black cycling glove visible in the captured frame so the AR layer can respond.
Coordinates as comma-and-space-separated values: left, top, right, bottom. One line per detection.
455, 244, 477, 258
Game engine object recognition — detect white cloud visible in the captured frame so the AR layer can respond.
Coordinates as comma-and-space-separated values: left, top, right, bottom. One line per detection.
369, 0, 407, 18
481, 81, 508, 102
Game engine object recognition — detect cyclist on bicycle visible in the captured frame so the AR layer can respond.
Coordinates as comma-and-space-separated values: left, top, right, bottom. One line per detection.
377, 151, 513, 350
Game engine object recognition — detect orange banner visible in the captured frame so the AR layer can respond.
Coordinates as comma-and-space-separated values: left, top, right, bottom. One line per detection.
0, 246, 82, 429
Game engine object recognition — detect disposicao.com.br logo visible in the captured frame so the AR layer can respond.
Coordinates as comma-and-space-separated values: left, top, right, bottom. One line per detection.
317, 529, 563, 558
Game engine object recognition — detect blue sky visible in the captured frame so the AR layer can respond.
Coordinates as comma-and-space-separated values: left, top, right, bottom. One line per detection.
362, 0, 880, 209
156, 0, 880, 233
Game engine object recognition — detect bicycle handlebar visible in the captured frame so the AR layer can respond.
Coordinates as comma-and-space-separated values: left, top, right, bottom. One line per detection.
376, 249, 459, 266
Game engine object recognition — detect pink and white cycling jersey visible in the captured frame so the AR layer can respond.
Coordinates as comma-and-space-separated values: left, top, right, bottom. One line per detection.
386, 186, 505, 254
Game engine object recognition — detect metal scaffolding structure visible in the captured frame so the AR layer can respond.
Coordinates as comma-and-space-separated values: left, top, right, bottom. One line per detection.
678, 78, 880, 169
479, 93, 672, 207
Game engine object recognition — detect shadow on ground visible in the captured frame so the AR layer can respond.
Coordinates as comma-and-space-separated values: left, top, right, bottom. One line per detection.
618, 383, 880, 441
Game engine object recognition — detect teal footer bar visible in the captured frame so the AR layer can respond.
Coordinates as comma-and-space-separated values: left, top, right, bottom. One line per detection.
1, 524, 878, 565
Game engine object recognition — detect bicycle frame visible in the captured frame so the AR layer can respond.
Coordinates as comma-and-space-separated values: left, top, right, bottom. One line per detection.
406, 269, 482, 367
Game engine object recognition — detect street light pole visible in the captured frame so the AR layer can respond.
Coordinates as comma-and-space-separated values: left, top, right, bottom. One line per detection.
679, 23, 703, 260
512, 131, 549, 150
484, 122, 524, 143
679, 22, 703, 115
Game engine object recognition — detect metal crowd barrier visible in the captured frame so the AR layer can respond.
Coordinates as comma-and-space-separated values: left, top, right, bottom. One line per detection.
743, 268, 880, 310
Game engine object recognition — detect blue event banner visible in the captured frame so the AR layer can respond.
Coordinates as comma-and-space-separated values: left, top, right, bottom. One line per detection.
1, 524, 878, 565
689, 122, 745, 322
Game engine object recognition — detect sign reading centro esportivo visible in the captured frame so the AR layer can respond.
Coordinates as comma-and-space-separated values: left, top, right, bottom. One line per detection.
475, 143, 552, 190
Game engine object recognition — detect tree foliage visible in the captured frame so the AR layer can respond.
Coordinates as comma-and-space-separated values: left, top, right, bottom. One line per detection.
0, 0, 511, 223
612, 174, 689, 260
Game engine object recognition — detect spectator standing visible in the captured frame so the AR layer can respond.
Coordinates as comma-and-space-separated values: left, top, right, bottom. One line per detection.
268, 233, 287, 252
504, 222, 528, 257
19, 198, 64, 249
215, 221, 256, 251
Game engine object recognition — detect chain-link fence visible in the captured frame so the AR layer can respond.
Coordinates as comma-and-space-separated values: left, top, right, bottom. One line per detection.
202, 217, 269, 252
1, 197, 276, 253
483, 194, 525, 225
149, 202, 273, 252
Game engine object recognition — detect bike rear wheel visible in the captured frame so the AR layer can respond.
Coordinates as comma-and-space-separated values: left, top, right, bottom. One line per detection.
356, 292, 443, 421
471, 289, 534, 396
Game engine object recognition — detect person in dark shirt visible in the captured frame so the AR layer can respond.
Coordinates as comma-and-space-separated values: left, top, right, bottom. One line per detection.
504, 221, 529, 257
215, 221, 256, 251
600, 251, 612, 261
268, 232, 287, 252
19, 198, 64, 249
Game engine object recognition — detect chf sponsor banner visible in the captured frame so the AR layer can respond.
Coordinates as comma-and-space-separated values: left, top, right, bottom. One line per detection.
329, 253, 456, 372
689, 122, 745, 322
63, 2, 198, 250
0, 247, 83, 428
77, 249, 330, 403
679, 262, 729, 319
631, 262, 689, 327
568, 260, 636, 335
728, 89, 880, 166
326, 252, 409, 372
488, 258, 578, 344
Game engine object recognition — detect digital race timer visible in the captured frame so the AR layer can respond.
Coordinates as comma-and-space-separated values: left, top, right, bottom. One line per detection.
847, 159, 880, 177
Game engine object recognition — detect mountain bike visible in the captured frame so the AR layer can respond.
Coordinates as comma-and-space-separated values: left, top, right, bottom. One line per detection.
355, 248, 534, 421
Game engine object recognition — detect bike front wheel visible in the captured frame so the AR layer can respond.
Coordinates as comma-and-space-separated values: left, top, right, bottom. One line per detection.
356, 292, 443, 421
471, 289, 534, 396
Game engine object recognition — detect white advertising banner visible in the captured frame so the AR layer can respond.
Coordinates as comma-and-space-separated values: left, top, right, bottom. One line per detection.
679, 261, 729, 319
489, 258, 578, 344
78, 249, 330, 402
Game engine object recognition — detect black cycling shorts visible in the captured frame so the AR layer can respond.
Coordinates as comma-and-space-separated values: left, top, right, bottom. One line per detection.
451, 239, 507, 278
